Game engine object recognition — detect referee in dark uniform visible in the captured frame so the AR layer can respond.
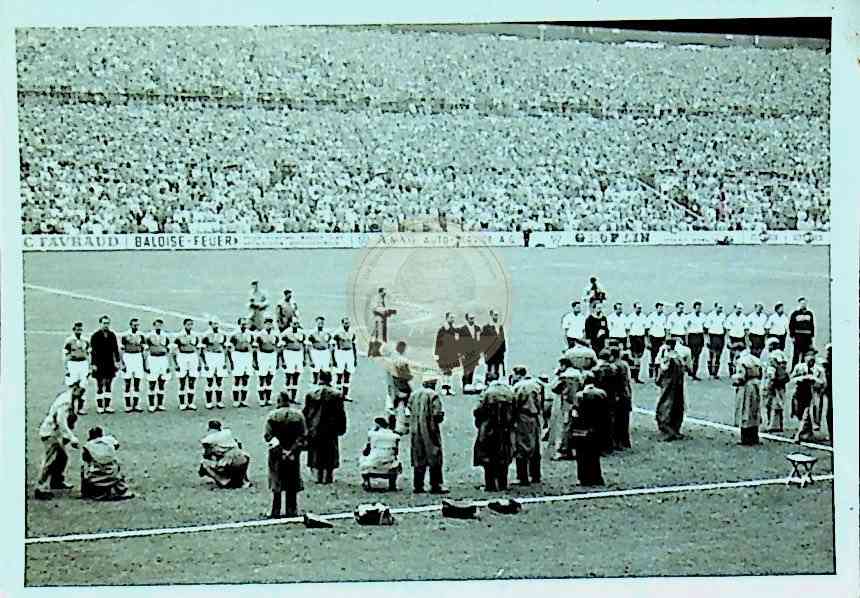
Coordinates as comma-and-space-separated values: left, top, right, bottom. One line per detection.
90, 315, 121, 414
789, 296, 815, 368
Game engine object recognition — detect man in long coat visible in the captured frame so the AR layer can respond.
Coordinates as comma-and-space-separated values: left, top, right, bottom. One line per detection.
35, 384, 83, 499
590, 349, 617, 455
303, 369, 347, 484
473, 372, 515, 491
655, 338, 686, 441
264, 390, 307, 518
458, 313, 482, 390
511, 366, 542, 486
571, 379, 606, 486
761, 337, 790, 432
81, 426, 134, 500
610, 345, 633, 449
409, 374, 449, 494
732, 348, 763, 445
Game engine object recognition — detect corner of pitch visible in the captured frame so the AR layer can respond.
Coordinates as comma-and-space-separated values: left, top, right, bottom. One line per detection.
346, 220, 513, 381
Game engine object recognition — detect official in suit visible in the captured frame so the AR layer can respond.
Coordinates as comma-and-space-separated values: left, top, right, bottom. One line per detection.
458, 313, 482, 390
480, 309, 507, 384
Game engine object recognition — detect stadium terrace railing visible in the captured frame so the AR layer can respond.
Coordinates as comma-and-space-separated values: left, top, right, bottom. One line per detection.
21, 230, 830, 251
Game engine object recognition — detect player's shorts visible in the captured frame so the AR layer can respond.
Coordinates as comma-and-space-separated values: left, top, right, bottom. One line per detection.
282, 349, 304, 373
203, 352, 228, 377
122, 353, 145, 380
257, 351, 277, 376
628, 335, 646, 356
231, 351, 252, 377
65, 360, 89, 387
310, 349, 331, 371
176, 352, 200, 378
334, 349, 356, 373
147, 354, 170, 382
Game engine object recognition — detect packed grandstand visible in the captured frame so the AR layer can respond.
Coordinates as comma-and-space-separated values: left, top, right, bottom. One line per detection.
16, 26, 830, 236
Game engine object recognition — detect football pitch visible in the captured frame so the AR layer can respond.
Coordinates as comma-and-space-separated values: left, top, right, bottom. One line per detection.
22, 245, 834, 585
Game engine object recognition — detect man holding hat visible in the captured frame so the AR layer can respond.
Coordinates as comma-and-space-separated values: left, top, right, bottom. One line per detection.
790, 349, 825, 442
409, 374, 449, 494
788, 297, 816, 368
655, 338, 686, 441
511, 366, 543, 486
302, 369, 348, 484
35, 384, 83, 499
264, 390, 308, 518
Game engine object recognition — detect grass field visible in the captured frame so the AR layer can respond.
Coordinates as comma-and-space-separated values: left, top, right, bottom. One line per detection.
22, 245, 833, 585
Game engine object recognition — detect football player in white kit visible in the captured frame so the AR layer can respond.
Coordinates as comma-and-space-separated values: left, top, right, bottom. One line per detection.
253, 317, 279, 406
63, 321, 91, 414
145, 318, 171, 409
279, 319, 307, 402
227, 317, 254, 407
173, 318, 201, 410
308, 316, 333, 385
200, 319, 229, 409
120, 318, 147, 412
332, 317, 358, 399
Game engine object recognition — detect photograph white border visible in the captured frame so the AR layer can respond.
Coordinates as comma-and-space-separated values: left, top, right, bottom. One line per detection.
1, 1, 858, 596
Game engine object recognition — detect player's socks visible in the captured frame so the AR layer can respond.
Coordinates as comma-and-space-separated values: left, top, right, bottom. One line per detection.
241, 389, 248, 406
342, 384, 350, 399
95, 397, 104, 413
216, 390, 224, 408
124, 395, 133, 413
312, 372, 319, 385
104, 396, 115, 413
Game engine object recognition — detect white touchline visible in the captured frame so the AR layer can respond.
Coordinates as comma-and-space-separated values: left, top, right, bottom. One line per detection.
631, 406, 833, 454
24, 474, 833, 545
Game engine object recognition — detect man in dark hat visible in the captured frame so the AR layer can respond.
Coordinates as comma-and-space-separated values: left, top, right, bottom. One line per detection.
458, 312, 482, 391
302, 369, 348, 484
655, 338, 686, 441
473, 371, 515, 491
434, 312, 460, 396
511, 366, 543, 486
409, 374, 449, 494
264, 390, 307, 518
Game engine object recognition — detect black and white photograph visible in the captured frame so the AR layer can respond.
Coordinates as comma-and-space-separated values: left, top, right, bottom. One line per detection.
0, 1, 858, 596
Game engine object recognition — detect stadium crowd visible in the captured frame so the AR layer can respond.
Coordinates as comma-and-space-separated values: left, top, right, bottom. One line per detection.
17, 27, 830, 235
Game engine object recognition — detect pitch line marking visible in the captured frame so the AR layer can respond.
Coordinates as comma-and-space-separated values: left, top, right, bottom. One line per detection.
632, 406, 833, 453
24, 474, 833, 545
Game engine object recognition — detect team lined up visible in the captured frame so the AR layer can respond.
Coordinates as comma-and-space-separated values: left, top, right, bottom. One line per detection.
561, 296, 816, 383
62, 311, 360, 415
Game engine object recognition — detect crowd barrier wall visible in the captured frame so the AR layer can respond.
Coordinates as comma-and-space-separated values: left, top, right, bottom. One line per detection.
21, 230, 830, 251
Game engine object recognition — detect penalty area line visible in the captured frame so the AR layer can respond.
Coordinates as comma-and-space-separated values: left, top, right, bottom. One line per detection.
24, 474, 833, 545
632, 406, 833, 454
